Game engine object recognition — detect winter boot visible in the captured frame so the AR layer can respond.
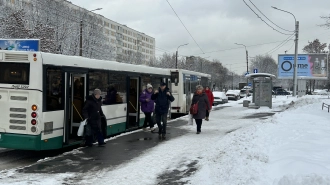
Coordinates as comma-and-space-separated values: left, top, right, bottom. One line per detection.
205, 117, 209, 121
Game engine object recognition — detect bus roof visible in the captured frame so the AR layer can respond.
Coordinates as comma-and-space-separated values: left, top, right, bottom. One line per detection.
40, 52, 169, 76
168, 68, 211, 78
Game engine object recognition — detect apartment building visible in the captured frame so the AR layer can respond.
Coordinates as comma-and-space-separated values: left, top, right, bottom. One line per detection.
2, 0, 156, 62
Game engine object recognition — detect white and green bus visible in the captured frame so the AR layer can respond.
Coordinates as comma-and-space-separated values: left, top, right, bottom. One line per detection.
169, 69, 212, 118
0, 51, 171, 150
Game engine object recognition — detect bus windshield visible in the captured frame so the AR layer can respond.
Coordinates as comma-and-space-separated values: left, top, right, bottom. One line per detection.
0, 62, 30, 85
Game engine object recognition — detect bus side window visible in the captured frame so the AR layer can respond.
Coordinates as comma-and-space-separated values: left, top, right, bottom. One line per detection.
46, 68, 63, 111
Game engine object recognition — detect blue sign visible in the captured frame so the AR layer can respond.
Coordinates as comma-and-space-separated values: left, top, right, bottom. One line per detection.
248, 83, 252, 86
278, 54, 328, 79
0, 39, 40, 51
253, 69, 258, 73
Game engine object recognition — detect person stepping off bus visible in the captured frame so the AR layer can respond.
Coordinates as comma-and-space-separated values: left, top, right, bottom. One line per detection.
140, 84, 156, 132
151, 82, 175, 139
82, 89, 106, 147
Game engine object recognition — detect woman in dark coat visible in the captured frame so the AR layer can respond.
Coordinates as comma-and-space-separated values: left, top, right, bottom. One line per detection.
82, 89, 106, 146
191, 85, 210, 134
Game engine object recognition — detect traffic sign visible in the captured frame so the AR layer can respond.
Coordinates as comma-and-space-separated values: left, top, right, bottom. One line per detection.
245, 72, 250, 76
248, 82, 252, 86
253, 69, 258, 73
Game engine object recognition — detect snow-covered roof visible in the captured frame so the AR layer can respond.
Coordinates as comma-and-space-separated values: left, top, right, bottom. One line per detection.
168, 68, 211, 78
245, 73, 276, 80
41, 52, 169, 76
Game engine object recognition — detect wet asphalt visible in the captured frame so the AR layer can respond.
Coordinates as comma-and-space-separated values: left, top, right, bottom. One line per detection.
1, 103, 286, 184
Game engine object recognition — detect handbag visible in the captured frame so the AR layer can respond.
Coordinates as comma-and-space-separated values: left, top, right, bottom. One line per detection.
77, 119, 87, 136
190, 101, 199, 115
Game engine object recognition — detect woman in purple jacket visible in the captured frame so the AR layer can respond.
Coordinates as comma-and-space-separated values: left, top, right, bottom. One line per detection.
140, 84, 155, 131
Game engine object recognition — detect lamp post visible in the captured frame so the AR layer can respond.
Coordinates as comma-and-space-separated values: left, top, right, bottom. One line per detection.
176, 43, 188, 69
272, 6, 298, 96
235, 43, 249, 85
80, 8, 103, 56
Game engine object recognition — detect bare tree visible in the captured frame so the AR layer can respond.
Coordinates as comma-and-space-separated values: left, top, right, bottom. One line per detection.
302, 39, 327, 53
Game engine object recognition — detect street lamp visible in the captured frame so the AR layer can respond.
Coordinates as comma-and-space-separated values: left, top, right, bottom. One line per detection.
176, 43, 189, 69
272, 6, 299, 96
80, 8, 103, 56
235, 43, 249, 85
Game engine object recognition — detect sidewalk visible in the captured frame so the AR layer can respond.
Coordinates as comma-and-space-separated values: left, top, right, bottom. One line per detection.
21, 119, 189, 174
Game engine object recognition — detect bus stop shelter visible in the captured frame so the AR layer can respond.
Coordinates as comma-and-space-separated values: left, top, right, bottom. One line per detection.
245, 73, 276, 108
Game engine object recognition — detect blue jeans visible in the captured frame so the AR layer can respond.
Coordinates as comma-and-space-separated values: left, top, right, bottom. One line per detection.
156, 113, 167, 135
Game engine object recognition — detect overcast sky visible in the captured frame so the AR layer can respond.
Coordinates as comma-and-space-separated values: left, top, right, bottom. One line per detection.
70, 0, 330, 74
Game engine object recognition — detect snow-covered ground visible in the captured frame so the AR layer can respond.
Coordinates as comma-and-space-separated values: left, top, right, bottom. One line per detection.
0, 95, 329, 185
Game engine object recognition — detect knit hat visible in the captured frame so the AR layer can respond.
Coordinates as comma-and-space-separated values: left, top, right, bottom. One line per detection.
160, 82, 166, 86
147, 84, 153, 89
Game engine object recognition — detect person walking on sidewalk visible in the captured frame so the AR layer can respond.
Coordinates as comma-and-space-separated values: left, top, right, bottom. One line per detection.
139, 84, 156, 132
191, 85, 210, 134
151, 82, 175, 139
82, 89, 106, 147
204, 86, 214, 121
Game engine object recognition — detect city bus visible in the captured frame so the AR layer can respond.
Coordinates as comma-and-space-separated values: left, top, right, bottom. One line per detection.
0, 51, 171, 150
169, 69, 212, 118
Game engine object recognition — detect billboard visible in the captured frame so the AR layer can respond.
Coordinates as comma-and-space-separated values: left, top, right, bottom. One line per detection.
0, 39, 40, 51
278, 54, 328, 80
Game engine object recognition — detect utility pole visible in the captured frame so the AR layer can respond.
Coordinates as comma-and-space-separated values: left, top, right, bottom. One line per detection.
80, 8, 102, 57
246, 49, 249, 85
79, 20, 83, 56
293, 21, 299, 96
272, 6, 298, 96
176, 43, 188, 69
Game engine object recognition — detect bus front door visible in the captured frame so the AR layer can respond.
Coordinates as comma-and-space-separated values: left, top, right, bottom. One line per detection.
64, 72, 87, 145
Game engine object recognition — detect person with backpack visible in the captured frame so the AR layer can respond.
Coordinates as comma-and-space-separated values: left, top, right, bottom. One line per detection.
204, 86, 214, 121
151, 82, 175, 139
139, 84, 155, 132
191, 85, 210, 134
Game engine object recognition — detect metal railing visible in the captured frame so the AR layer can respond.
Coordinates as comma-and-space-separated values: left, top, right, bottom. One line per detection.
322, 103, 329, 113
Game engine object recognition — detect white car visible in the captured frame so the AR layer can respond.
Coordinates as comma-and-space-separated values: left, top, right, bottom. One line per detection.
226, 90, 241, 101
312, 89, 329, 95
213, 91, 228, 105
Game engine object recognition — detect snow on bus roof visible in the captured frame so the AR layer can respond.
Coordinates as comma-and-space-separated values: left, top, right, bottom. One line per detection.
168, 68, 211, 77
40, 52, 169, 75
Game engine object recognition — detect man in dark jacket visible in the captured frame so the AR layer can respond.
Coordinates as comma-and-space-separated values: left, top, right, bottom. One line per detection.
82, 89, 106, 146
151, 82, 175, 139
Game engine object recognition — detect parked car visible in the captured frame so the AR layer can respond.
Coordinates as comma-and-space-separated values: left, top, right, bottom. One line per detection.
240, 89, 252, 98
312, 89, 329, 95
226, 90, 241, 101
213, 91, 228, 105
275, 88, 290, 95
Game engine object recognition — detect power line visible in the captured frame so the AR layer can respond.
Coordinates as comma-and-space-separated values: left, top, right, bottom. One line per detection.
165, 0, 205, 53
285, 41, 295, 53
248, 0, 294, 32
266, 34, 294, 54
242, 0, 292, 35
